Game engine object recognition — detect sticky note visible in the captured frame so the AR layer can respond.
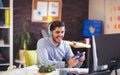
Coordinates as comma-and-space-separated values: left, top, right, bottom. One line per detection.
114, 24, 117, 29
110, 17, 112, 22
114, 7, 116, 12
118, 6, 120, 11
118, 16, 120, 21
107, 24, 110, 29
110, 8, 113, 13
114, 16, 116, 21
118, 24, 120, 29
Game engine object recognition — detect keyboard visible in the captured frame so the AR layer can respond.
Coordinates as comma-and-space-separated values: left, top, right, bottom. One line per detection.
57, 68, 89, 74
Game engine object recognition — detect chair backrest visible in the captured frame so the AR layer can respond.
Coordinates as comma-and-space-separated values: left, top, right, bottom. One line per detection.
24, 50, 37, 66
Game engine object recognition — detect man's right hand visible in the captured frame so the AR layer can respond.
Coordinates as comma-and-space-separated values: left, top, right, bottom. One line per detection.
67, 56, 77, 68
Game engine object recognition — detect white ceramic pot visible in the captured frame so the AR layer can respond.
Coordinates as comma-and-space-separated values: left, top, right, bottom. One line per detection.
37, 72, 52, 75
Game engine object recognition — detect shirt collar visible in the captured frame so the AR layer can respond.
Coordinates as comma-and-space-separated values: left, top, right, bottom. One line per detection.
49, 37, 62, 47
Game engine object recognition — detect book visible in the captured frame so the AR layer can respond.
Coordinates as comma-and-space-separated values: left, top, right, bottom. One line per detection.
0, 0, 3, 7
5, 9, 10, 27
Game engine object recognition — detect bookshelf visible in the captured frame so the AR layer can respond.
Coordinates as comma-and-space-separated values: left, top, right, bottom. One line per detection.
0, 0, 13, 70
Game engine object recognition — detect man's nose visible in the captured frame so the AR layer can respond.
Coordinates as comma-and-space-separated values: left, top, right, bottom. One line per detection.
59, 33, 63, 36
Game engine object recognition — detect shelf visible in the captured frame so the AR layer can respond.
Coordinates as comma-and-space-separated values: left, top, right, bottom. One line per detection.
0, 44, 10, 47
0, 63, 10, 66
0, 26, 10, 28
0, 0, 13, 71
0, 7, 10, 9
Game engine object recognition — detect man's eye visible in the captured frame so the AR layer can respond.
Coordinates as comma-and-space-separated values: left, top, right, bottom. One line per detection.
56, 32, 59, 33
61, 31, 64, 33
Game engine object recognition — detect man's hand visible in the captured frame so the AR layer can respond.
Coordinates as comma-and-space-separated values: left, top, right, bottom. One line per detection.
79, 52, 86, 62
67, 56, 77, 68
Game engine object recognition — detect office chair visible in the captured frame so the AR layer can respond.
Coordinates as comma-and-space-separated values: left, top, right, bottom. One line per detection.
24, 50, 37, 66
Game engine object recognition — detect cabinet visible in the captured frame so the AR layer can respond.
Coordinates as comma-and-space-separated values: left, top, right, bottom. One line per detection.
0, 0, 13, 70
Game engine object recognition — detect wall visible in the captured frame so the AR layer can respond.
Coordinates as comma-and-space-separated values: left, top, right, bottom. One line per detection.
13, 0, 88, 59
89, 0, 105, 21
89, 0, 120, 34
89, 0, 105, 33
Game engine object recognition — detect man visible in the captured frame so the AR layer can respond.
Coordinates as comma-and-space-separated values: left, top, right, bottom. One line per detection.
37, 21, 85, 68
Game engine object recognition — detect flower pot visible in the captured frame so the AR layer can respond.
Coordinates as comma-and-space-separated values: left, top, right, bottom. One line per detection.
37, 72, 52, 75
19, 49, 25, 62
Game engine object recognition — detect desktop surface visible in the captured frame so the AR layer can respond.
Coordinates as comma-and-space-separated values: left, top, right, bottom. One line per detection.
0, 65, 114, 75
0, 65, 88, 75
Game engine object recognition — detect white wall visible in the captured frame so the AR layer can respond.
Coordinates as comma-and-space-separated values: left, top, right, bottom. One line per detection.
89, 0, 120, 34
89, 0, 105, 21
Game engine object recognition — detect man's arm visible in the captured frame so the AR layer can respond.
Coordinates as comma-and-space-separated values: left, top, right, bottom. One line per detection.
65, 42, 85, 68
36, 39, 65, 68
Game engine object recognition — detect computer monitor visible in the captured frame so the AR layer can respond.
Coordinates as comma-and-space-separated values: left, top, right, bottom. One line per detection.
82, 20, 102, 38
88, 34, 120, 74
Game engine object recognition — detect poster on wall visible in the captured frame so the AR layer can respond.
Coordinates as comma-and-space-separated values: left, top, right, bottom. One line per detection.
105, 0, 120, 34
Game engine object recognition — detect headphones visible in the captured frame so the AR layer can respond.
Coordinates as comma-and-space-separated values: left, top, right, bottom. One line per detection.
48, 21, 65, 36
48, 22, 53, 36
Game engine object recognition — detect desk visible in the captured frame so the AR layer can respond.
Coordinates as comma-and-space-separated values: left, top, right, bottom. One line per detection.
0, 65, 118, 75
0, 65, 88, 75
65, 40, 91, 48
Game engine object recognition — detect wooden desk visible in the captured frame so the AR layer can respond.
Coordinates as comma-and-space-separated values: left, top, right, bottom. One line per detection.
65, 40, 91, 48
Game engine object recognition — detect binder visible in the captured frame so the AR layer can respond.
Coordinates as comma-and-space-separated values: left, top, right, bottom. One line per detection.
0, 0, 3, 7
5, 9, 10, 27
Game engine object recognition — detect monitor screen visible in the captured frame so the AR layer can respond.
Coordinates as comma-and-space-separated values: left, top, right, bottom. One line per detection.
82, 20, 102, 38
88, 34, 120, 73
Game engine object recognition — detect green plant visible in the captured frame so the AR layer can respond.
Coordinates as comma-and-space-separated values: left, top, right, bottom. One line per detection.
15, 22, 31, 50
38, 63, 55, 73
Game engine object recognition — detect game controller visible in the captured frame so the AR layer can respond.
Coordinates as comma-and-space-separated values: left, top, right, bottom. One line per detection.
75, 53, 83, 57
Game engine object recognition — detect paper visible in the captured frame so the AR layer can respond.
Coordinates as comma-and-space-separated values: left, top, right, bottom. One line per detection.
118, 6, 120, 11
110, 16, 112, 21
118, 16, 120, 21
33, 10, 42, 20
114, 16, 117, 21
37, 2, 47, 16
48, 2, 59, 16
110, 7, 113, 13
114, 24, 117, 29
118, 24, 120, 29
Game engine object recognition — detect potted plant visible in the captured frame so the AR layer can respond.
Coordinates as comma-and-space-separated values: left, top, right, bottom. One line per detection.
15, 22, 31, 50
37, 63, 55, 75
15, 22, 31, 62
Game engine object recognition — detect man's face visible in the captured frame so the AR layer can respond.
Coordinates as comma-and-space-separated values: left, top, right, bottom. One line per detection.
52, 26, 65, 44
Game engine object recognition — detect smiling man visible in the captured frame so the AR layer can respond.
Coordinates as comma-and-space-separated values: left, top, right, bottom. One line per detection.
36, 21, 85, 68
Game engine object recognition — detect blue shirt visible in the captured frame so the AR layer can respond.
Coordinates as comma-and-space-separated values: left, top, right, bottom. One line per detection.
37, 37, 82, 68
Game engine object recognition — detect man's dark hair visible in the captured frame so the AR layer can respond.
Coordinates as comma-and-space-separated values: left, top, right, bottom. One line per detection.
49, 21, 65, 31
